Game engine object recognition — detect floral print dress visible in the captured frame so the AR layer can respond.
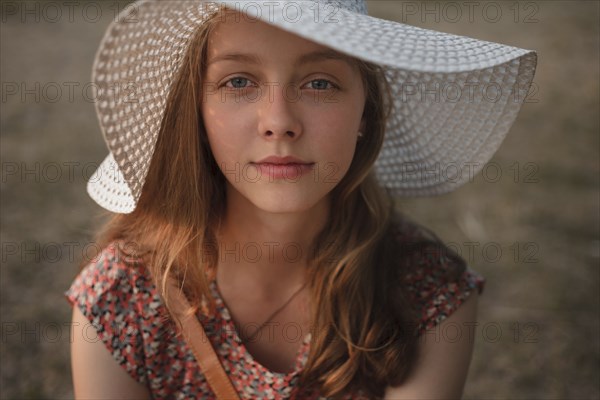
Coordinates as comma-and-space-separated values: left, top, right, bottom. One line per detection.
64, 219, 485, 399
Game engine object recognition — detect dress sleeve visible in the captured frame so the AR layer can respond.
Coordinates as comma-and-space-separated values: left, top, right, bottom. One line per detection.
63, 242, 147, 385
401, 237, 486, 336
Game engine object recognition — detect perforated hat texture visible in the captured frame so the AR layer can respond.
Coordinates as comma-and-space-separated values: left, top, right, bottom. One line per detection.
86, 0, 537, 214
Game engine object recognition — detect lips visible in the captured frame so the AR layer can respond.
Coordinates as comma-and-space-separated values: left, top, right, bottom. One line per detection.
253, 155, 312, 165
250, 155, 315, 180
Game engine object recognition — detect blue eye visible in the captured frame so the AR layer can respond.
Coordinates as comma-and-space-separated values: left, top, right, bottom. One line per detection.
309, 79, 335, 90
225, 77, 252, 89
222, 77, 336, 90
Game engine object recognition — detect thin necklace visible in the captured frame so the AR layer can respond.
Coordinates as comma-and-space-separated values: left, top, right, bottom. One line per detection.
237, 282, 307, 344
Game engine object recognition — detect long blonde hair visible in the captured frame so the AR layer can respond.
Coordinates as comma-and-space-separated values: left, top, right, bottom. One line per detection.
79, 8, 465, 398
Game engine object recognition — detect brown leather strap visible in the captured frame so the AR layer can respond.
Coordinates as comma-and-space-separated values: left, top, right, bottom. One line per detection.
163, 276, 241, 400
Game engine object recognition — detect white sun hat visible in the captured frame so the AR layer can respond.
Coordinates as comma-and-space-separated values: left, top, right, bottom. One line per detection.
86, 0, 537, 214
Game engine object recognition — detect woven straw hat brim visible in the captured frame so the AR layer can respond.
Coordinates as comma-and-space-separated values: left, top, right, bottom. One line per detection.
87, 0, 537, 214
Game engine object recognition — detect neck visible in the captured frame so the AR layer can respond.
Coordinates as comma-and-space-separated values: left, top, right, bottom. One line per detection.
215, 186, 330, 298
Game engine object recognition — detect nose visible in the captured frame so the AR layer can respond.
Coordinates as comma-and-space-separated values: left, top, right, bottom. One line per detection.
257, 84, 303, 140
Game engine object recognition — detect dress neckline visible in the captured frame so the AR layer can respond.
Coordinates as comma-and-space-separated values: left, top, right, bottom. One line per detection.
206, 279, 312, 378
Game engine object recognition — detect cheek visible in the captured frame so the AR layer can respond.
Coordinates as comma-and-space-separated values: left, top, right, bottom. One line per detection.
202, 104, 247, 164
310, 116, 359, 177
205, 132, 229, 167
311, 105, 360, 147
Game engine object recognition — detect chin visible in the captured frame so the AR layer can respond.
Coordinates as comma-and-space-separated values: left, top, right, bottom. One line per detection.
226, 180, 332, 215
251, 196, 321, 214
251, 185, 332, 213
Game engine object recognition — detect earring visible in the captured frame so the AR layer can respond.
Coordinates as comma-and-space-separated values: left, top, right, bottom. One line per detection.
357, 131, 364, 140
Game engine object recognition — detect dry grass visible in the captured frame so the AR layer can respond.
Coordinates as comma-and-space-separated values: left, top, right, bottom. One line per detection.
1, 1, 598, 398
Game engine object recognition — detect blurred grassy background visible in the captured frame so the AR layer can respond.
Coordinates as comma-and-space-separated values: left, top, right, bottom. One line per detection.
1, 0, 598, 398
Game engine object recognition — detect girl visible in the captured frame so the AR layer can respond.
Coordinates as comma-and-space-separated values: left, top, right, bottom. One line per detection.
65, 1, 537, 399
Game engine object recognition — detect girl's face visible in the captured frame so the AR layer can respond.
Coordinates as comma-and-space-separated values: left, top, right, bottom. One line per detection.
202, 15, 366, 214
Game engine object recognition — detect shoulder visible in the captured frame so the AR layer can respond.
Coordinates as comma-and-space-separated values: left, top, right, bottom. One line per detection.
65, 241, 155, 315
65, 241, 230, 398
64, 241, 165, 384
389, 213, 485, 335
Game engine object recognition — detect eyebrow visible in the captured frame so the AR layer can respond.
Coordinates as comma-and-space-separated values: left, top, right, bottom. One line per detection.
207, 49, 357, 69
